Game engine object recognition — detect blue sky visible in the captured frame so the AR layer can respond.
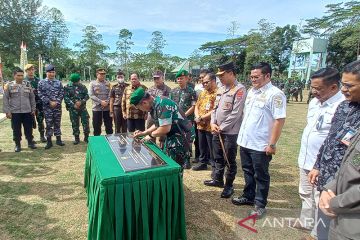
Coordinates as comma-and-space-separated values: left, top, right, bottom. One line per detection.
42, 0, 343, 58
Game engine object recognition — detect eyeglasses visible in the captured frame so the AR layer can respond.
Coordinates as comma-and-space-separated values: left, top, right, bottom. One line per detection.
202, 81, 210, 85
341, 82, 360, 90
98, 73, 106, 75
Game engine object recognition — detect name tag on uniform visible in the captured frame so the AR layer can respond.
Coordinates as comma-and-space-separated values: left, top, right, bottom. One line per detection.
205, 102, 211, 110
340, 128, 356, 146
24, 88, 31, 93
10, 89, 19, 93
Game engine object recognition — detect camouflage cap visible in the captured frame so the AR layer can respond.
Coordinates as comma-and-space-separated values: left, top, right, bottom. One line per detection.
130, 87, 146, 105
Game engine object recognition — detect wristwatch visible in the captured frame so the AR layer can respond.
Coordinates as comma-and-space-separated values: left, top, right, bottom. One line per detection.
269, 144, 276, 149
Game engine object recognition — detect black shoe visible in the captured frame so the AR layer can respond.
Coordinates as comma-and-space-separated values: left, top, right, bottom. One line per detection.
249, 206, 267, 219
73, 135, 80, 145
40, 133, 47, 143
192, 158, 199, 163
204, 179, 224, 188
183, 160, 191, 169
84, 134, 89, 143
232, 197, 255, 206
14, 144, 21, 152
45, 137, 53, 150
192, 163, 208, 171
28, 141, 37, 149
56, 136, 65, 146
221, 186, 234, 198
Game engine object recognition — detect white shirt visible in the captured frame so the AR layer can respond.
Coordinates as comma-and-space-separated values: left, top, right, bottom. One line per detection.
298, 91, 345, 170
237, 82, 286, 152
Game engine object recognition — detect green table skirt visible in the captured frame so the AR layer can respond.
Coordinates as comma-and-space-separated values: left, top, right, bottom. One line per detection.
84, 136, 186, 240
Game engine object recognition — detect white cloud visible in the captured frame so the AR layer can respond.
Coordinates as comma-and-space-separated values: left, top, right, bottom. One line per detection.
42, 0, 342, 35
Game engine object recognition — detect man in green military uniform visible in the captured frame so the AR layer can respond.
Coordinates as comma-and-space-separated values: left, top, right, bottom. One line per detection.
64, 73, 90, 144
284, 79, 295, 103
170, 69, 197, 169
132, 87, 193, 171
25, 64, 46, 142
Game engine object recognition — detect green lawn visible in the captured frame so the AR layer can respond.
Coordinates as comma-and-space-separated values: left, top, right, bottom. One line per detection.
0, 82, 311, 240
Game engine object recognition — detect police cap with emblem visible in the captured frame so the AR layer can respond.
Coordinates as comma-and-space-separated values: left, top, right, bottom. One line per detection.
216, 62, 235, 75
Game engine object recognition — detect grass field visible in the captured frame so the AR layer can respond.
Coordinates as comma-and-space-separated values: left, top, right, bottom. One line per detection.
0, 82, 311, 240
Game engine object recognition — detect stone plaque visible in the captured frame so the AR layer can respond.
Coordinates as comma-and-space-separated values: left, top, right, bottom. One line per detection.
106, 133, 167, 172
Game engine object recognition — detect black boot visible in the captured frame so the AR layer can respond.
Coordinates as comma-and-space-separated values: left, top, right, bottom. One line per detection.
40, 132, 47, 143
84, 133, 89, 143
14, 141, 21, 152
56, 136, 65, 146
28, 140, 37, 149
45, 137, 53, 149
183, 159, 191, 169
73, 135, 80, 145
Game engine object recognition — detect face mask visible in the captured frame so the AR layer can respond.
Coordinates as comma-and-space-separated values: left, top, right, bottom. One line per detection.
118, 77, 124, 83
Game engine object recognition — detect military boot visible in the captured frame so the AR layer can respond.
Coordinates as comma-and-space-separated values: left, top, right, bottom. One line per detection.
14, 141, 21, 152
183, 159, 191, 169
73, 135, 80, 145
45, 137, 53, 150
56, 136, 65, 146
40, 132, 47, 143
84, 133, 89, 143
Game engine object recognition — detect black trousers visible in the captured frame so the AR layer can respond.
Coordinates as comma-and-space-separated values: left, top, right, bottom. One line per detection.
127, 119, 145, 132
92, 110, 113, 136
198, 129, 214, 166
113, 106, 127, 133
240, 146, 272, 208
194, 123, 200, 160
11, 113, 33, 143
212, 134, 238, 186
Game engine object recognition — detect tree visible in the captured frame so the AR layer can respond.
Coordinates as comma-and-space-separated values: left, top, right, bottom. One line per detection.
303, 1, 360, 68
227, 21, 240, 39
74, 25, 109, 78
116, 29, 133, 74
147, 31, 167, 54
268, 25, 301, 75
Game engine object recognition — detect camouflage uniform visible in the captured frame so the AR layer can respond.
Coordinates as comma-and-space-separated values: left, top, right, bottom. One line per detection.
38, 78, 64, 137
25, 76, 45, 137
284, 80, 295, 103
64, 81, 90, 136
151, 96, 194, 168
169, 84, 197, 121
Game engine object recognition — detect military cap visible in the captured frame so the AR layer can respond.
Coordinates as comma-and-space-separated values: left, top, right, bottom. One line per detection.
153, 70, 164, 78
69, 73, 81, 82
175, 69, 189, 78
96, 68, 106, 73
130, 87, 146, 105
24, 64, 35, 71
45, 64, 55, 72
216, 62, 235, 75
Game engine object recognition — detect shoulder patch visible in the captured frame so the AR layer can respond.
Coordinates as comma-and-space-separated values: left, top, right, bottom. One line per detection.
273, 94, 284, 108
236, 89, 245, 99
352, 154, 360, 167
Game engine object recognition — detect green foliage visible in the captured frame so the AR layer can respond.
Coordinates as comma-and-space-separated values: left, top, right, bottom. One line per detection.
303, 1, 360, 68
0, 0, 69, 79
